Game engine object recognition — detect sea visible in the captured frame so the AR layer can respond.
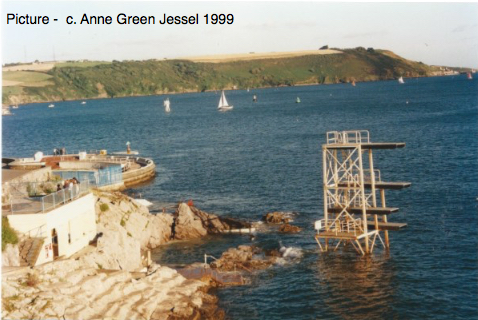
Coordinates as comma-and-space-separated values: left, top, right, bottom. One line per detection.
2, 75, 477, 319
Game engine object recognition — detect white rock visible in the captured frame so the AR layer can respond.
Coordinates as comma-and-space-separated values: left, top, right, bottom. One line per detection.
2, 244, 20, 267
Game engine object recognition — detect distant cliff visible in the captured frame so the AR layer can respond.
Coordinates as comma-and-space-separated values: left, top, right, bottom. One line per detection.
2, 47, 441, 105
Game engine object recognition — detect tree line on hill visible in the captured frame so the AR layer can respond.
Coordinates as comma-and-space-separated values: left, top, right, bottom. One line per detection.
2, 48, 436, 104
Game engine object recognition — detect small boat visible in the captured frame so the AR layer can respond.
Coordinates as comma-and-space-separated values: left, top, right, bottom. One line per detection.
218, 91, 233, 111
12, 105, 19, 109
163, 98, 171, 113
253, 95, 257, 102
351, 80, 356, 87
398, 76, 405, 84
81, 101, 86, 105
48, 104, 55, 108
296, 97, 301, 103
467, 72, 473, 80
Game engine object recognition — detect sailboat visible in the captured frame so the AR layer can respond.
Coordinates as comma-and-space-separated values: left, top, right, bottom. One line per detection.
163, 98, 171, 113
398, 76, 405, 84
467, 72, 473, 80
217, 91, 233, 111
296, 97, 301, 103
351, 80, 356, 87
253, 95, 257, 102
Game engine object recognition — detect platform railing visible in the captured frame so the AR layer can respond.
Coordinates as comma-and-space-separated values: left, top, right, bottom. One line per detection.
327, 190, 374, 210
327, 130, 370, 145
42, 181, 90, 212
364, 169, 381, 182
23, 224, 47, 239
315, 218, 363, 235
9, 181, 90, 214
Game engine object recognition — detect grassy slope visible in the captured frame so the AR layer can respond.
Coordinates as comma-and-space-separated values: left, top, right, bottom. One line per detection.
2, 48, 436, 105
2, 217, 19, 252
3, 71, 53, 82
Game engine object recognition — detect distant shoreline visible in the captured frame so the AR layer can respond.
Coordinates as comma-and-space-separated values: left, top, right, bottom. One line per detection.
0, 77, 451, 108
3, 47, 474, 106
1, 73, 464, 108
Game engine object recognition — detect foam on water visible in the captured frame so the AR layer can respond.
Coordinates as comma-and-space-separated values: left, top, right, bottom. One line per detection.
277, 241, 304, 264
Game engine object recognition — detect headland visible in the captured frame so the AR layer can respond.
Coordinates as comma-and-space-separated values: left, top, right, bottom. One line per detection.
3, 47, 474, 106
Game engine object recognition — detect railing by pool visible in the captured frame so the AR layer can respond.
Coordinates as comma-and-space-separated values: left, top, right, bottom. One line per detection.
8, 181, 90, 214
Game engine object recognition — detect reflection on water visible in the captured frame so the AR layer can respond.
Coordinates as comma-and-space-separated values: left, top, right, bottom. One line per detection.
313, 253, 396, 320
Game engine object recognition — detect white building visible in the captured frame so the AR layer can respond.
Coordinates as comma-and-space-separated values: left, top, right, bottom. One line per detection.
7, 193, 97, 266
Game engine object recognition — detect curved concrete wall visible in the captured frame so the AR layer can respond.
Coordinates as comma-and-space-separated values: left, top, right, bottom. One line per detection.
5, 154, 156, 191
122, 157, 156, 187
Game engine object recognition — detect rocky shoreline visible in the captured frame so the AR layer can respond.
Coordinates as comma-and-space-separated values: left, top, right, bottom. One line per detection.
1, 191, 257, 319
2, 191, 302, 319
3, 261, 222, 319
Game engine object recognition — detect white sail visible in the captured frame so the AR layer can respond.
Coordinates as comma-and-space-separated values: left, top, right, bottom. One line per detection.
218, 91, 233, 111
218, 91, 228, 108
398, 76, 405, 84
164, 98, 171, 112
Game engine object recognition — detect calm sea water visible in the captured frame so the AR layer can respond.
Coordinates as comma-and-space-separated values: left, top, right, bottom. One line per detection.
3, 75, 478, 319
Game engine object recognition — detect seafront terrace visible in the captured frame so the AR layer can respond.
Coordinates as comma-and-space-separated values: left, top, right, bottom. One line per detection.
5, 180, 90, 215
5, 151, 156, 187
2, 151, 156, 215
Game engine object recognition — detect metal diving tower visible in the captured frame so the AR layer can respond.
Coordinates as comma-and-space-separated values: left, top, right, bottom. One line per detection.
314, 130, 410, 255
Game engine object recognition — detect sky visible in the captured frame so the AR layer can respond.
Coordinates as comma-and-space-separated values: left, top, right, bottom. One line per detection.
1, 1, 478, 68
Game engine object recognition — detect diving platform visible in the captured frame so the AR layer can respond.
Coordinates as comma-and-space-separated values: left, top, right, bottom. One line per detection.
315, 230, 377, 241
315, 130, 410, 255
338, 181, 411, 190
369, 181, 410, 189
327, 206, 399, 215
366, 221, 407, 231
326, 142, 406, 150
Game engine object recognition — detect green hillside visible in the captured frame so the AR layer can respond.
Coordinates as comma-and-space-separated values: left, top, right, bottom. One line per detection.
2, 48, 438, 105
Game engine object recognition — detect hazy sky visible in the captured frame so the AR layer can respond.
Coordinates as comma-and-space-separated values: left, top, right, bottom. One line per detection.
2, 1, 478, 68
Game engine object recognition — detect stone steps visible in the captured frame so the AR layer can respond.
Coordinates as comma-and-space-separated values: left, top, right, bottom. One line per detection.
18, 237, 44, 267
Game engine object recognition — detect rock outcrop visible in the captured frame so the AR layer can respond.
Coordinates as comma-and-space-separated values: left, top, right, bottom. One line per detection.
209, 244, 304, 274
279, 223, 302, 233
173, 203, 208, 239
78, 228, 141, 272
2, 244, 20, 267
262, 212, 293, 224
95, 192, 251, 245
173, 203, 251, 240
95, 191, 173, 250
211, 245, 277, 272
262, 211, 302, 233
